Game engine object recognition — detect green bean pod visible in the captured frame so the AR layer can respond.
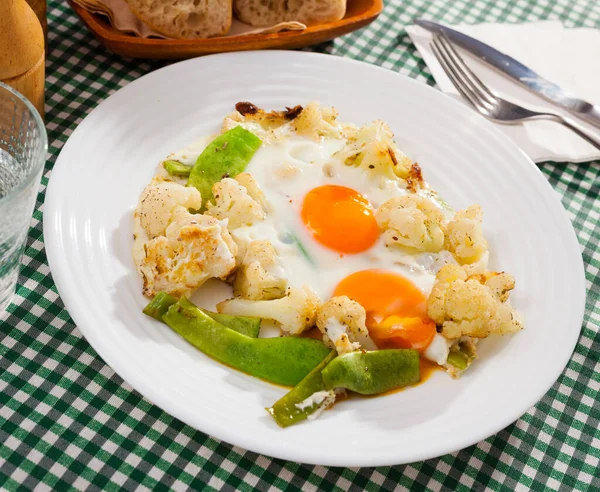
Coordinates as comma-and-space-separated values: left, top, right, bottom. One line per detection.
142, 292, 178, 321
321, 350, 420, 395
187, 126, 262, 207
267, 351, 337, 428
204, 311, 260, 338
163, 298, 331, 386
143, 293, 260, 338
163, 160, 193, 177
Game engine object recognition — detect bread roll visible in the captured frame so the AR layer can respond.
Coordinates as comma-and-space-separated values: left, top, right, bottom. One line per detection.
233, 0, 346, 27
125, 0, 232, 39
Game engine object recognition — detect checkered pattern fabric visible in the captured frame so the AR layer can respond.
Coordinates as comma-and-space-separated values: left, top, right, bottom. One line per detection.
1, 0, 599, 489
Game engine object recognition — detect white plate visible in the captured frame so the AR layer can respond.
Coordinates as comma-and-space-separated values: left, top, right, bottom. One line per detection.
44, 51, 586, 467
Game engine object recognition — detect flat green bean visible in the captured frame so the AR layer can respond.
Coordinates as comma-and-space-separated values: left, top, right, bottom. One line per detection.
143, 292, 260, 338
267, 351, 337, 427
321, 350, 420, 395
187, 126, 261, 207
163, 298, 331, 386
163, 160, 192, 177
142, 292, 177, 321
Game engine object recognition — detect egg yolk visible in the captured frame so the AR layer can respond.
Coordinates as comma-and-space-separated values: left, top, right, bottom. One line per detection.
301, 185, 379, 254
334, 269, 436, 352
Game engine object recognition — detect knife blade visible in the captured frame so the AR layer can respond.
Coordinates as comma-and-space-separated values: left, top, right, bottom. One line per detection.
415, 19, 600, 131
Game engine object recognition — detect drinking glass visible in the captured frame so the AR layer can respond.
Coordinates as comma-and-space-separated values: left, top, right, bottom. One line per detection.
0, 82, 47, 312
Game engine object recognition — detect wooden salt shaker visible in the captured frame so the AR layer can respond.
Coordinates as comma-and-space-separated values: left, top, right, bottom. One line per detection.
0, 0, 45, 118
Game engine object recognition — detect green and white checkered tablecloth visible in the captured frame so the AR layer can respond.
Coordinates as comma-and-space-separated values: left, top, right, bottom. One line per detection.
1, 0, 599, 489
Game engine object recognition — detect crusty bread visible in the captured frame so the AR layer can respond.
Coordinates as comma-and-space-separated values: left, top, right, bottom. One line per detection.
233, 0, 346, 27
125, 0, 232, 39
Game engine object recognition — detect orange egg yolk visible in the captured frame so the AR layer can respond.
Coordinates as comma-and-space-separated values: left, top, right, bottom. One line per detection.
301, 185, 379, 254
334, 269, 436, 352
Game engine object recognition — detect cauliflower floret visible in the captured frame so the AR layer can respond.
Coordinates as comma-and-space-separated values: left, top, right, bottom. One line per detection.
427, 264, 523, 339
463, 251, 489, 276
205, 178, 265, 229
134, 180, 202, 239
217, 286, 320, 335
234, 172, 271, 213
445, 205, 488, 265
233, 240, 287, 300
222, 101, 344, 142
334, 120, 412, 179
292, 102, 343, 140
316, 296, 378, 354
376, 195, 446, 253
470, 271, 516, 303
321, 319, 360, 355
221, 103, 303, 143
228, 228, 253, 265
139, 207, 237, 298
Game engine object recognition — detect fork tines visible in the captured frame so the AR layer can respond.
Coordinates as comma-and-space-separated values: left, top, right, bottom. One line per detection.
430, 33, 498, 112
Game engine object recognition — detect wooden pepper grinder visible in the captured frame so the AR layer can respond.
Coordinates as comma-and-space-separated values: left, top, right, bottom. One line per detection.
0, 0, 45, 118
26, 0, 48, 44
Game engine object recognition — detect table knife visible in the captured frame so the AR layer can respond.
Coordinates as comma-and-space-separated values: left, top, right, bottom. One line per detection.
415, 19, 600, 131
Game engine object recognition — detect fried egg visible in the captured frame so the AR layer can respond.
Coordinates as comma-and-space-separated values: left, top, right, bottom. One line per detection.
173, 134, 436, 295
135, 104, 525, 396
168, 132, 446, 360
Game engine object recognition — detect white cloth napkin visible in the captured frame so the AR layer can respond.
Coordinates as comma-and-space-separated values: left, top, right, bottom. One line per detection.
406, 21, 600, 163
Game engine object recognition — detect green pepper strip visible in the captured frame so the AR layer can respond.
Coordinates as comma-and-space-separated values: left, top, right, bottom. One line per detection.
163, 160, 193, 177
143, 292, 260, 338
267, 351, 337, 428
187, 126, 262, 207
163, 298, 331, 386
321, 350, 420, 395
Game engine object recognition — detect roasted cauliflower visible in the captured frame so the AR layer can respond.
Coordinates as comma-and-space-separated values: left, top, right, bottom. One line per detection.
134, 180, 202, 239
233, 240, 287, 300
334, 120, 412, 179
234, 172, 271, 213
222, 105, 289, 143
316, 296, 377, 354
462, 251, 490, 276
376, 195, 446, 253
222, 103, 305, 143
205, 178, 265, 229
138, 207, 237, 298
469, 271, 515, 302
292, 102, 343, 140
427, 264, 523, 339
445, 205, 488, 265
217, 286, 320, 335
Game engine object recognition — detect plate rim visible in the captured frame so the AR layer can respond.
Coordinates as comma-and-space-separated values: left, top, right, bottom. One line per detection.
44, 50, 587, 466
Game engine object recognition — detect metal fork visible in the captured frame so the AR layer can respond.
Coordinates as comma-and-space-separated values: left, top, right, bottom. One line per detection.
431, 33, 600, 151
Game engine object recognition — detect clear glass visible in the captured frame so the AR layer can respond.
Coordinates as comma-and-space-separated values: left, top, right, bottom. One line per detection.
0, 82, 47, 312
